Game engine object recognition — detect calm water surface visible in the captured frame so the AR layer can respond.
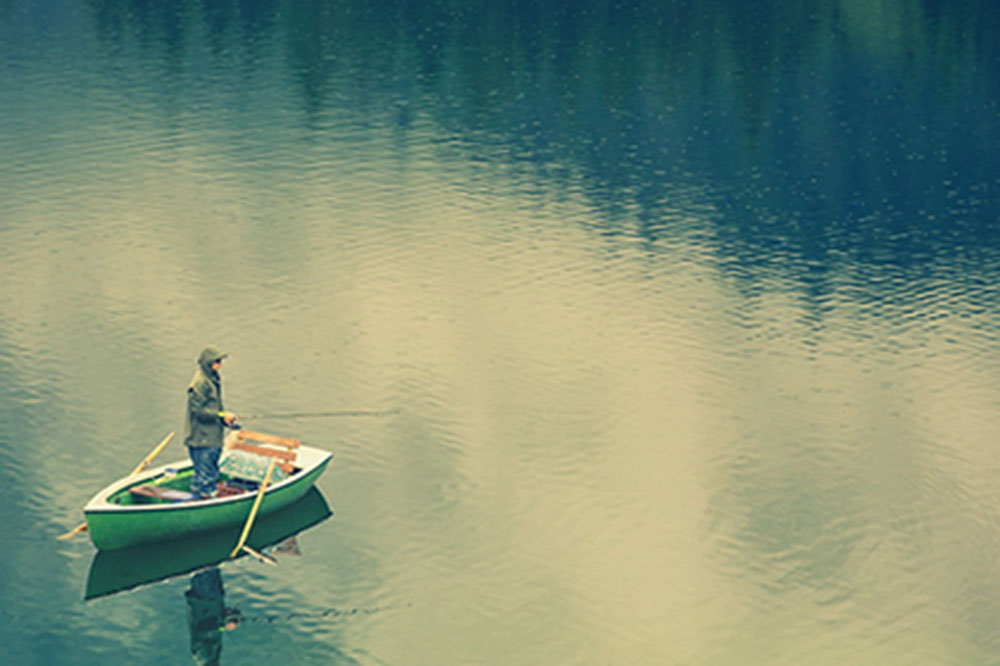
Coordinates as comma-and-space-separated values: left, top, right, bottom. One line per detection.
2, 1, 1000, 664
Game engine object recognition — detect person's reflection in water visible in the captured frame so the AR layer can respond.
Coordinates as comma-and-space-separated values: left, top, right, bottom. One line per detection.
185, 567, 241, 665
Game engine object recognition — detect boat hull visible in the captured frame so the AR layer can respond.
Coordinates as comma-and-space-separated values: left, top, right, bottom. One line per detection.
85, 487, 332, 600
84, 444, 332, 550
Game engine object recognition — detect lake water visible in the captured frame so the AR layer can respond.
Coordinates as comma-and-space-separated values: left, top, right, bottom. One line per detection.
2, 1, 1000, 664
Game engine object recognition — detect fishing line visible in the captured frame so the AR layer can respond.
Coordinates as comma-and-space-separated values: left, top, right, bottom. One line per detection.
223, 602, 413, 628
239, 409, 401, 421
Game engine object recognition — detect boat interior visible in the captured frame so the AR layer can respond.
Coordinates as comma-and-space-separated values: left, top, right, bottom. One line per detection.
109, 430, 302, 506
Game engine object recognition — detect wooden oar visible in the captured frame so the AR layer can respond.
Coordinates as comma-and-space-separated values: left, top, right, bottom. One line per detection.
129, 431, 177, 475
241, 544, 278, 566
57, 431, 176, 540
230, 457, 277, 558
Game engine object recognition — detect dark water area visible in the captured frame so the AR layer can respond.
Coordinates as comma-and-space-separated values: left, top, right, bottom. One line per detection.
2, 1, 1000, 664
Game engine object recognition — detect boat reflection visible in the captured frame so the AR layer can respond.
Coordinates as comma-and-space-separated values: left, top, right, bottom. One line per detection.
84, 487, 332, 601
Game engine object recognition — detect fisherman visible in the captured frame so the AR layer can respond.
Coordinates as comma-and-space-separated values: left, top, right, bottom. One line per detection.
184, 347, 238, 499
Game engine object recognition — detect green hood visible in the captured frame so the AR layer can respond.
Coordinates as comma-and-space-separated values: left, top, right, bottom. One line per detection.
198, 347, 227, 377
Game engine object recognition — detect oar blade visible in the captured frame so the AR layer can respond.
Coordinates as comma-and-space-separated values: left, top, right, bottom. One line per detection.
241, 545, 278, 565
57, 522, 88, 540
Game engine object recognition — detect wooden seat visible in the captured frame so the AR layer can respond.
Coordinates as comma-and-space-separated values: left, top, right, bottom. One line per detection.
227, 429, 300, 475
129, 485, 195, 502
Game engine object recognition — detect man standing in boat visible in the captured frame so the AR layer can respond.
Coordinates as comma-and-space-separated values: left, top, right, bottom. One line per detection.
184, 347, 238, 500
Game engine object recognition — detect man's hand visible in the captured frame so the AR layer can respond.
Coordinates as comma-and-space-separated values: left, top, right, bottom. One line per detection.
220, 411, 239, 426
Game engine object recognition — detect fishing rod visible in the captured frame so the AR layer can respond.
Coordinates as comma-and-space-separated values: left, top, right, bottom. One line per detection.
238, 409, 401, 421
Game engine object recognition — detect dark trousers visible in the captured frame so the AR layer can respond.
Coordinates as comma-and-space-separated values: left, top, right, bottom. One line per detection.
188, 445, 222, 497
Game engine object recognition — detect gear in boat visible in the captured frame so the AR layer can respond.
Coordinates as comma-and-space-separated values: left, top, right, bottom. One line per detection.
114, 430, 301, 505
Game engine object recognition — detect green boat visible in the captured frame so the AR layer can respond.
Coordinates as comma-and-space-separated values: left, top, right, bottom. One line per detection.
83, 433, 333, 551
85, 487, 332, 600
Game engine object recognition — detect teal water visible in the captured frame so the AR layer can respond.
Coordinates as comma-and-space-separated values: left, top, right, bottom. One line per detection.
2, 1, 1000, 664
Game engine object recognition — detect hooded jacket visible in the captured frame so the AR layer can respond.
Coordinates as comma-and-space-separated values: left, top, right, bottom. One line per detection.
184, 347, 227, 449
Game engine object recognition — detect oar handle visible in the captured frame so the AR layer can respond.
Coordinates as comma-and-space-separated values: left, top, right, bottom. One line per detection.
131, 431, 176, 475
